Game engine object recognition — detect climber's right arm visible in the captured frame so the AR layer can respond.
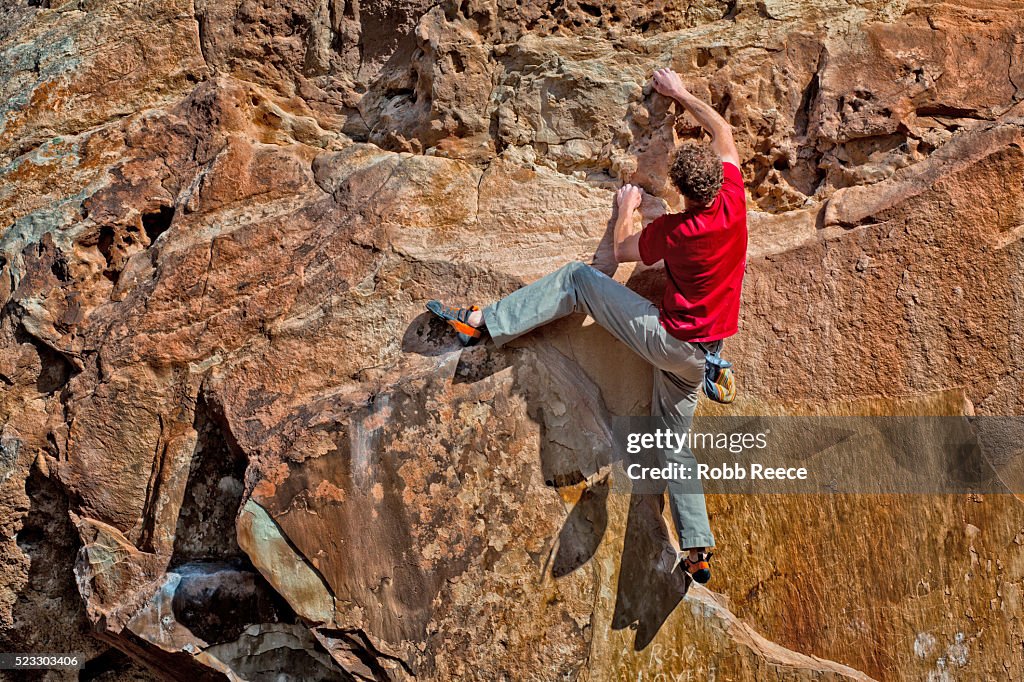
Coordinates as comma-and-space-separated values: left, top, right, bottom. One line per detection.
613, 184, 643, 263
652, 68, 740, 168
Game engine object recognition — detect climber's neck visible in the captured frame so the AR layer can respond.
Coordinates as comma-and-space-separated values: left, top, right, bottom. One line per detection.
683, 196, 711, 213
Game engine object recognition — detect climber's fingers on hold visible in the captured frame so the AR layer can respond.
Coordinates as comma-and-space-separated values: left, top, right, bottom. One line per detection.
652, 68, 686, 98
616, 184, 642, 210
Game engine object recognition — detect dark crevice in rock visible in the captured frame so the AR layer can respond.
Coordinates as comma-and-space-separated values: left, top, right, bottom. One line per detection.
384, 87, 416, 103
49, 252, 71, 282
194, 8, 212, 74
142, 204, 175, 244
713, 90, 732, 116
13, 324, 76, 394
206, 624, 351, 681
9, 464, 100, 670
80, 647, 154, 681
170, 392, 249, 566
316, 627, 416, 679
163, 394, 309, 654
795, 71, 820, 138
170, 561, 298, 646
97, 225, 119, 283
916, 104, 984, 119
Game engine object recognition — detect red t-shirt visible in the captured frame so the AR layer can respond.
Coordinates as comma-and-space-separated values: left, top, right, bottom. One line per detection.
638, 161, 747, 343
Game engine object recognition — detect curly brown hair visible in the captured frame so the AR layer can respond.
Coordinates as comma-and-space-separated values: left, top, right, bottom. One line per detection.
669, 141, 723, 206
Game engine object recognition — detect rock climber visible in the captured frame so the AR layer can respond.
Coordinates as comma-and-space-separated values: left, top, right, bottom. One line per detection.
426, 67, 747, 585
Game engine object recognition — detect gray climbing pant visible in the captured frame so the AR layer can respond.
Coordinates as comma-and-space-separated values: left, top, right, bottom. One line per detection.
483, 261, 716, 549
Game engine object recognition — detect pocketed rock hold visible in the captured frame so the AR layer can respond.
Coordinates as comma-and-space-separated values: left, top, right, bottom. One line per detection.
2, 0, 1024, 680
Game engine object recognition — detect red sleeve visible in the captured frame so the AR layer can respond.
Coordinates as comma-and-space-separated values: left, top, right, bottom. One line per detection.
638, 214, 671, 266
720, 162, 747, 216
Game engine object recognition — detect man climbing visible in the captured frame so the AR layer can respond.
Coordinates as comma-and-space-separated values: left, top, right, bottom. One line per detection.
426, 68, 747, 585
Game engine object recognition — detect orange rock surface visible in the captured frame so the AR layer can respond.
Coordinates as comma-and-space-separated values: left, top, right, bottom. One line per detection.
2, 0, 1023, 679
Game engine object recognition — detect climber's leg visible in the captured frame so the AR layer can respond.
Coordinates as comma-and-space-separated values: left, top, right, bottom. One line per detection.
480, 259, 717, 576
652, 366, 716, 553
483, 261, 665, 355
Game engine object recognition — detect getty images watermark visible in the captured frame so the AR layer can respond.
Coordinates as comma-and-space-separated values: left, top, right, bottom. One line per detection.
624, 427, 809, 483
600, 416, 1024, 494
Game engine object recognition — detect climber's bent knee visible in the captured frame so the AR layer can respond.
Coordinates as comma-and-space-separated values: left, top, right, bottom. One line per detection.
562, 260, 589, 279
565, 260, 610, 290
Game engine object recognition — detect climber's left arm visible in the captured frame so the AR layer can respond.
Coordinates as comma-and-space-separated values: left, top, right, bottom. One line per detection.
613, 185, 643, 263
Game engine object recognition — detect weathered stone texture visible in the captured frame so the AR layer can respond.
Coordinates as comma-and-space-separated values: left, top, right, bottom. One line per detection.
2, 0, 1023, 679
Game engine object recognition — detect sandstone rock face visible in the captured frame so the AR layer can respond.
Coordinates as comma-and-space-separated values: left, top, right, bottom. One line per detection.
2, 0, 1024, 680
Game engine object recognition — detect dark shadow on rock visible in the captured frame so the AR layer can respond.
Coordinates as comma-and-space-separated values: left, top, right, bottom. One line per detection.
164, 392, 304, 653
8, 461, 106, 678
550, 479, 609, 578
611, 493, 688, 650
13, 323, 77, 395
169, 393, 249, 566
412, 337, 610, 486
401, 311, 617, 570
171, 562, 297, 647
518, 342, 615, 487
390, 277, 687, 651
79, 647, 152, 681
313, 627, 416, 680
401, 311, 476, 357
452, 343, 509, 385
623, 262, 667, 303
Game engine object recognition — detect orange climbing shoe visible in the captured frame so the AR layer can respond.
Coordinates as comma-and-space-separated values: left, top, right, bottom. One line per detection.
683, 551, 713, 584
426, 300, 484, 346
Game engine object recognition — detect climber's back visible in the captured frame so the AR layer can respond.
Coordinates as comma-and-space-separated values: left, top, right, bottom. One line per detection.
638, 150, 747, 344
